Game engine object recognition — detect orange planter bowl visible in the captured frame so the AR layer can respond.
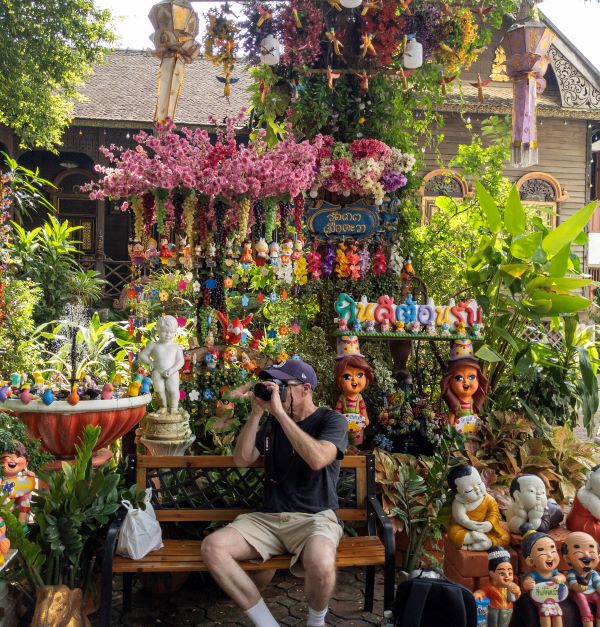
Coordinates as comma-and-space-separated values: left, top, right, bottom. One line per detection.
0, 394, 151, 458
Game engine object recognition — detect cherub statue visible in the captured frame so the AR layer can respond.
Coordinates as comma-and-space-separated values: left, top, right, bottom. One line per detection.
508, 474, 563, 534
139, 315, 185, 414
447, 464, 510, 551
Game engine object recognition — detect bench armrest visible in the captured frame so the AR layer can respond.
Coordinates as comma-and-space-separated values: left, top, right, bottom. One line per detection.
367, 494, 395, 554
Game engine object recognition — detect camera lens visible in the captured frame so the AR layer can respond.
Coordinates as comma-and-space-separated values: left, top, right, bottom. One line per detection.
254, 382, 272, 401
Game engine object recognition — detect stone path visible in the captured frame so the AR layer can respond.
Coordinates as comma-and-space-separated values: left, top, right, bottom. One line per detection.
93, 568, 387, 627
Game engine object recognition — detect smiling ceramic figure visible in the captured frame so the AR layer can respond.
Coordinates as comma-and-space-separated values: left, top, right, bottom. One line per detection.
334, 339, 373, 448
507, 475, 564, 534
447, 464, 510, 551
441, 340, 488, 434
1, 442, 35, 523
521, 525, 567, 627
475, 546, 521, 627
562, 531, 600, 627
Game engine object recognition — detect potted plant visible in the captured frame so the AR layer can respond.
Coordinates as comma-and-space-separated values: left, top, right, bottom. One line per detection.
0, 424, 142, 625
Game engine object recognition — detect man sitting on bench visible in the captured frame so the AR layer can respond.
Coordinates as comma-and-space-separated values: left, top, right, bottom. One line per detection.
202, 359, 348, 627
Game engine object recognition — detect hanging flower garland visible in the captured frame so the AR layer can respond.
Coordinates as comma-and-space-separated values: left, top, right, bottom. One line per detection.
240, 1, 277, 65
435, 8, 480, 74
131, 196, 144, 241
360, 0, 408, 67
204, 5, 239, 98
280, 0, 325, 67
182, 191, 196, 245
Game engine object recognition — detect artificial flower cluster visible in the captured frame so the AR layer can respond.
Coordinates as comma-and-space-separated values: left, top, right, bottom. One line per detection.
89, 112, 323, 205
309, 138, 416, 205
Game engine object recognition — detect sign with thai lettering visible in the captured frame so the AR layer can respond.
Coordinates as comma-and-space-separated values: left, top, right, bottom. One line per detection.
306, 199, 398, 239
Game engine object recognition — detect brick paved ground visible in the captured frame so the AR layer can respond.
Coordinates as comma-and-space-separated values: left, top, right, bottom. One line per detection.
92, 568, 387, 627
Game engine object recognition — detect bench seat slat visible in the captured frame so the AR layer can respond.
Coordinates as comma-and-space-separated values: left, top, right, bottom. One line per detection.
112, 537, 385, 573
153, 508, 367, 523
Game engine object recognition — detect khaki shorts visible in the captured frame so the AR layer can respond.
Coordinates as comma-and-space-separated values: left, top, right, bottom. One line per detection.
227, 510, 343, 576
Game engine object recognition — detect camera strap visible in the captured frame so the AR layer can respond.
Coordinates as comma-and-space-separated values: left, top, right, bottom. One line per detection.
263, 417, 295, 485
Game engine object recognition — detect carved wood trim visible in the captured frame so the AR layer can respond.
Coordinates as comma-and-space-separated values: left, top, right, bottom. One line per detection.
516, 172, 568, 202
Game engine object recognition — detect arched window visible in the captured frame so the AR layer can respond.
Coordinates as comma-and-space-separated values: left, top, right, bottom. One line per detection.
516, 173, 567, 229
420, 169, 470, 224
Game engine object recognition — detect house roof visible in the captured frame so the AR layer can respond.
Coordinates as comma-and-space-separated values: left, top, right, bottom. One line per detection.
73, 49, 252, 128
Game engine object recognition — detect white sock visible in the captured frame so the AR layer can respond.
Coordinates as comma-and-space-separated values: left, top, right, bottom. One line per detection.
307, 605, 328, 626
245, 598, 279, 627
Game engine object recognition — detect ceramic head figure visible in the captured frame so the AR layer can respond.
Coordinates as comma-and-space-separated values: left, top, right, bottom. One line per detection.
562, 530, 600, 627
447, 464, 510, 551
441, 339, 488, 433
520, 524, 566, 627
334, 354, 373, 448
474, 546, 521, 627
508, 474, 563, 534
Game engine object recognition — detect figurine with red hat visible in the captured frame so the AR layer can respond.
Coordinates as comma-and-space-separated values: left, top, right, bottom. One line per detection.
441, 339, 488, 434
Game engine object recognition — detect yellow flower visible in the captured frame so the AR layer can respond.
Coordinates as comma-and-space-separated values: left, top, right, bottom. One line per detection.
159, 290, 169, 302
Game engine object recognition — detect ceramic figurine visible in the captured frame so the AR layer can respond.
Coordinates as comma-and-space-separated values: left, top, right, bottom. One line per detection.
507, 475, 564, 534
222, 346, 238, 367
562, 531, 600, 627
408, 320, 422, 334
178, 235, 193, 270
269, 241, 280, 266
352, 319, 362, 333
159, 237, 172, 265
67, 384, 80, 405
380, 319, 391, 333
394, 320, 405, 333
204, 349, 218, 370
216, 312, 254, 345
426, 322, 436, 336
337, 317, 349, 332
139, 315, 185, 414
145, 238, 160, 266
194, 244, 203, 269
291, 237, 304, 261
128, 380, 141, 397
255, 238, 269, 266
41, 388, 55, 406
447, 465, 510, 551
101, 383, 114, 400
475, 546, 521, 627
441, 339, 488, 434
140, 377, 152, 395
1, 441, 35, 523
365, 320, 376, 333
19, 385, 33, 404
206, 241, 217, 268
520, 525, 567, 627
280, 239, 293, 266
0, 385, 9, 401
128, 240, 146, 266
567, 465, 600, 542
240, 240, 253, 266
334, 350, 373, 448
0, 516, 9, 565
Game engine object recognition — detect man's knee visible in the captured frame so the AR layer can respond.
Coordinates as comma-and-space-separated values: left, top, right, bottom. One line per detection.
303, 544, 336, 580
201, 530, 232, 565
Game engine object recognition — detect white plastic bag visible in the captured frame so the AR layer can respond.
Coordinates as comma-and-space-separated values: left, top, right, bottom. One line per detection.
116, 488, 163, 560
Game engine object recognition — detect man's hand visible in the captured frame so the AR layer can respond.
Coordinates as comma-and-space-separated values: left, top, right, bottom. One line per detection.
261, 381, 286, 420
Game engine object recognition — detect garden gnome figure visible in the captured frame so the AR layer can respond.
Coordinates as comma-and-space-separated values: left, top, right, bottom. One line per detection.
562, 531, 600, 627
441, 339, 488, 434
520, 524, 567, 627
567, 465, 600, 542
140, 315, 185, 414
334, 337, 373, 448
474, 546, 521, 627
1, 441, 35, 524
507, 474, 564, 534
447, 464, 510, 551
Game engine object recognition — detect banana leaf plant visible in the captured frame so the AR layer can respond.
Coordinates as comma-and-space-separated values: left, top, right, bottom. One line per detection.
0, 425, 142, 598
464, 182, 599, 433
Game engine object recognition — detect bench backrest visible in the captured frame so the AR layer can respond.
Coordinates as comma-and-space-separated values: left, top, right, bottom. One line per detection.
129, 454, 376, 524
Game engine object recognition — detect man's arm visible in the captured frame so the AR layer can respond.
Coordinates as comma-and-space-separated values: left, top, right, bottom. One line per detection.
231, 383, 269, 467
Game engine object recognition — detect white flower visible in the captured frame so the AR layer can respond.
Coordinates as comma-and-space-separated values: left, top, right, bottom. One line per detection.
193, 281, 201, 292
188, 389, 200, 402
185, 272, 193, 281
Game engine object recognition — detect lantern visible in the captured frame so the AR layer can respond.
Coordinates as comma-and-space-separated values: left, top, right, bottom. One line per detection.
403, 37, 423, 70
339, 0, 362, 8
149, 0, 200, 124
501, 2, 554, 167
260, 34, 281, 66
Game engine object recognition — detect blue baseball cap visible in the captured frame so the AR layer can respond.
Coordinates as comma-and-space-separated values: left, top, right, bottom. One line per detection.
259, 359, 318, 389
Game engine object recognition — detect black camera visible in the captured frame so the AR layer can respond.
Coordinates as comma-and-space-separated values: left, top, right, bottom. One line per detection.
254, 380, 287, 402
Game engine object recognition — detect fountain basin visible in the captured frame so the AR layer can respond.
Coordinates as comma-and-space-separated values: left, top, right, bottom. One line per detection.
0, 394, 152, 458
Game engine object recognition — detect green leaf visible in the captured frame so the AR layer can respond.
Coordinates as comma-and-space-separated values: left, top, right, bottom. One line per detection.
492, 325, 520, 351
548, 244, 570, 277
528, 277, 592, 292
531, 291, 592, 315
542, 201, 598, 257
475, 345, 503, 362
475, 181, 502, 232
500, 263, 530, 277
510, 232, 542, 261
434, 196, 457, 212
577, 346, 597, 395
504, 185, 526, 236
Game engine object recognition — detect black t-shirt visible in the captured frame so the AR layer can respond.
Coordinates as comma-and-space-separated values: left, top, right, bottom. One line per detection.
255, 407, 348, 514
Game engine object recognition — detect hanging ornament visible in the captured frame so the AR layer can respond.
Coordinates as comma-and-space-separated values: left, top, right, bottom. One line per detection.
281, 289, 288, 300
257, 291, 264, 304
339, 0, 362, 8
264, 198, 277, 242
294, 256, 308, 286
389, 241, 404, 275
183, 191, 197, 246
335, 242, 349, 279
255, 238, 269, 266
372, 244, 388, 277
260, 34, 280, 65
359, 242, 371, 278
131, 196, 144, 241
237, 197, 251, 245
307, 243, 322, 280
269, 291, 278, 303
322, 243, 335, 278
204, 4, 239, 98
346, 243, 361, 281
292, 195, 305, 235
403, 35, 423, 69
241, 294, 250, 307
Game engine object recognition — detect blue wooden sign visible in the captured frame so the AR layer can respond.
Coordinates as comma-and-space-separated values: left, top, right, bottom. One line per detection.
306, 199, 398, 239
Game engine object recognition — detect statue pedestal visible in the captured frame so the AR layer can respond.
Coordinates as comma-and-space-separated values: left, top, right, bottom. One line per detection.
140, 409, 195, 456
